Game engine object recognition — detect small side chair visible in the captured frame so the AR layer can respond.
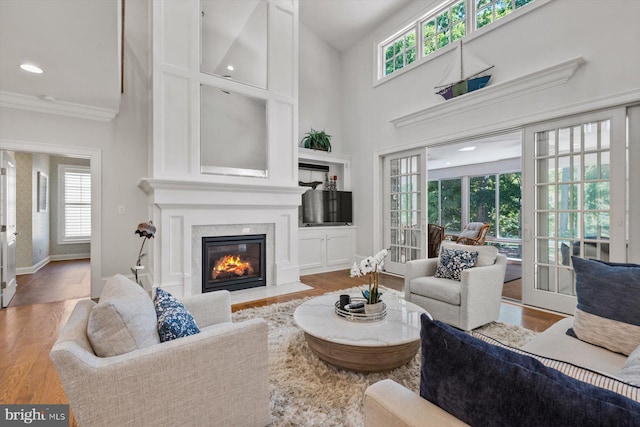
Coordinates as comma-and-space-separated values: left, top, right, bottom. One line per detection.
445, 222, 490, 246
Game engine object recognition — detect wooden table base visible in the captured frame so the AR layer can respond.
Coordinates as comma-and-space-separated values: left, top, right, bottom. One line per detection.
303, 332, 420, 372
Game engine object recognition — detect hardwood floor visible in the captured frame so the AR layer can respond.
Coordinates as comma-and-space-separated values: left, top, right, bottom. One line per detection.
10, 260, 90, 307
0, 264, 565, 426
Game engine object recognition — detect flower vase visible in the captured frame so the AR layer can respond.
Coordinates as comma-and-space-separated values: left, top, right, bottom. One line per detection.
364, 301, 383, 314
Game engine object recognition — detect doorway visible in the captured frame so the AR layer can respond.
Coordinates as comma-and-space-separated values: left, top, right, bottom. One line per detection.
0, 139, 102, 304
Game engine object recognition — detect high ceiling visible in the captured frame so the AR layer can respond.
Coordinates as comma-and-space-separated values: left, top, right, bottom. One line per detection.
299, 0, 413, 51
0, 0, 121, 115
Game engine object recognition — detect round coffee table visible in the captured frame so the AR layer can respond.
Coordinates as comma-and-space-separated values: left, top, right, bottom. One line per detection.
293, 293, 429, 372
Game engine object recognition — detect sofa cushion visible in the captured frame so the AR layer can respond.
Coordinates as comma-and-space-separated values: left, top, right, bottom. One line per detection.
410, 276, 461, 305
569, 257, 640, 355
419, 315, 640, 426
473, 331, 640, 403
87, 274, 160, 357
619, 345, 640, 387
440, 241, 497, 267
154, 288, 200, 342
435, 248, 478, 281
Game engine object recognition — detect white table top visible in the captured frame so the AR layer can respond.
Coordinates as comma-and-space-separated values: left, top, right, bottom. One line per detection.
293, 293, 428, 347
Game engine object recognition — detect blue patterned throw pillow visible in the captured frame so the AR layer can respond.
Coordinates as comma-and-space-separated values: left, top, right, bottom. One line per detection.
154, 288, 200, 342
435, 248, 479, 281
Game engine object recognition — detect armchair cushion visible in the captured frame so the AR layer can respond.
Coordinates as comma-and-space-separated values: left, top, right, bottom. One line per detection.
410, 277, 461, 305
87, 274, 160, 357
154, 288, 201, 342
435, 248, 478, 281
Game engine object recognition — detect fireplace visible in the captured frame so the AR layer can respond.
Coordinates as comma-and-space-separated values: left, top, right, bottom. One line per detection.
202, 234, 266, 293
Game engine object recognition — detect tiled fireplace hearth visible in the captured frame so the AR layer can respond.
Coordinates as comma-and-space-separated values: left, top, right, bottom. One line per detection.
139, 180, 311, 302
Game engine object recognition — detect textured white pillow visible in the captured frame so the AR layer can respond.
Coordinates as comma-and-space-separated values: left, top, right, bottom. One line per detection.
618, 345, 640, 386
87, 274, 160, 357
440, 241, 498, 267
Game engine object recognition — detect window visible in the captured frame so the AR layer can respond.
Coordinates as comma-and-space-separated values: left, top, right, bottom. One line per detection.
383, 28, 416, 77
377, 0, 539, 81
440, 178, 462, 232
60, 165, 91, 242
476, 0, 535, 29
422, 0, 465, 56
428, 171, 522, 257
469, 175, 496, 236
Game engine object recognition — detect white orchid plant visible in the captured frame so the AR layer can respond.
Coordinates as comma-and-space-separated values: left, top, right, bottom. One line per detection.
350, 248, 389, 304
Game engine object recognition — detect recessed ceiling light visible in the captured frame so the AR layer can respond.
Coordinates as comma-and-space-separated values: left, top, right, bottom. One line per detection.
458, 146, 476, 152
20, 63, 43, 74
226, 65, 234, 71
446, 162, 452, 165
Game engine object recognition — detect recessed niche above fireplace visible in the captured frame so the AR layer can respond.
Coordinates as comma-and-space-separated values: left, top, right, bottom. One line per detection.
202, 234, 266, 293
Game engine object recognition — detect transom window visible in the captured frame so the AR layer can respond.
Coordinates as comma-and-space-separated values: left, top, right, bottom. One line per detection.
422, 0, 466, 56
476, 0, 535, 29
383, 29, 416, 77
378, 0, 538, 80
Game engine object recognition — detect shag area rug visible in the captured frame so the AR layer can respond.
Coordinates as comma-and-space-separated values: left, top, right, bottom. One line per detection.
232, 287, 538, 427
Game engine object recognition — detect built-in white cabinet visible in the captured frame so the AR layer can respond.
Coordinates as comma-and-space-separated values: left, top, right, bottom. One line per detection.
299, 226, 356, 275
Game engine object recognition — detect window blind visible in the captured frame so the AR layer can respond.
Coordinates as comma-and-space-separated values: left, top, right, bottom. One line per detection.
64, 170, 91, 238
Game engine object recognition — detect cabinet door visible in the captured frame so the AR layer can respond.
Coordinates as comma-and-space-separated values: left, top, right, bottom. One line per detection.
299, 232, 326, 270
326, 231, 353, 266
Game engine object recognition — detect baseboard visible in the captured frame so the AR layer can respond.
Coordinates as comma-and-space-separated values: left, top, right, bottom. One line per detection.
50, 253, 90, 261
16, 253, 90, 275
16, 256, 51, 275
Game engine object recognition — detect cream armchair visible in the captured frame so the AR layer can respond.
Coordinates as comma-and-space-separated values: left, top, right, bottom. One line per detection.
50, 287, 269, 427
404, 242, 507, 331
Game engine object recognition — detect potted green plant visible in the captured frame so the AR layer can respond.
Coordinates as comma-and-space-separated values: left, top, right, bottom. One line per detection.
301, 128, 332, 152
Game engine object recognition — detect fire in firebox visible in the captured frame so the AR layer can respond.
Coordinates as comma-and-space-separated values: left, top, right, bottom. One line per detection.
212, 255, 255, 280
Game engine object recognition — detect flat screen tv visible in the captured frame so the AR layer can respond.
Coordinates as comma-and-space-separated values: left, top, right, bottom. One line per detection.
301, 190, 352, 225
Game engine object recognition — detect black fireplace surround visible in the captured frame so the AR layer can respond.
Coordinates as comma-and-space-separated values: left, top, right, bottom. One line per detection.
202, 234, 266, 293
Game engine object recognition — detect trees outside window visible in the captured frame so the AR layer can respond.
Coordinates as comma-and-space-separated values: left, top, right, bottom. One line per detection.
428, 172, 521, 256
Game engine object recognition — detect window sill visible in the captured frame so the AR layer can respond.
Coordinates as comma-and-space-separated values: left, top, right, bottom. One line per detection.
58, 238, 91, 245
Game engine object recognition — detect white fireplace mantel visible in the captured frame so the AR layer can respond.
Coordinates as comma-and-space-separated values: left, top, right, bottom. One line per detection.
139, 178, 309, 299
139, 178, 307, 208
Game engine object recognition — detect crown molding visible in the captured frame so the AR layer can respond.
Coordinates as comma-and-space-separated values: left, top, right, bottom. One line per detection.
390, 56, 586, 129
0, 91, 119, 122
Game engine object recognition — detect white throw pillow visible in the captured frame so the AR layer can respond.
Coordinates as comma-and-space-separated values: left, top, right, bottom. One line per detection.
440, 241, 498, 267
618, 345, 640, 386
87, 274, 160, 357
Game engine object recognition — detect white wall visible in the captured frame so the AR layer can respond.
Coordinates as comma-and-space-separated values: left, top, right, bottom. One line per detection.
299, 22, 343, 152
0, 0, 150, 296
341, 0, 640, 257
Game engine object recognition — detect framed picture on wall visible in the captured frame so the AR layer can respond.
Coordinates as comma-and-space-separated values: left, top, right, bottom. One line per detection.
37, 171, 48, 212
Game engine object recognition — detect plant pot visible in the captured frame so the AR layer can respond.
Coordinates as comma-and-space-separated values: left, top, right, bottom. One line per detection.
364, 301, 383, 314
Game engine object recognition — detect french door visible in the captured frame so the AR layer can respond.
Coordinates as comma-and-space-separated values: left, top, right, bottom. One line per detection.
522, 109, 626, 314
383, 148, 427, 275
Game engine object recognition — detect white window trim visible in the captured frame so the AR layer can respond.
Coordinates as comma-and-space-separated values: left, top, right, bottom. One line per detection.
373, 0, 551, 87
58, 164, 91, 245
